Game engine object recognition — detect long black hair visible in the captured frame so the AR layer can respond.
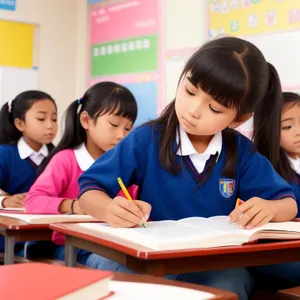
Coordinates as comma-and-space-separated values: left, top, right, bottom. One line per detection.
0, 90, 57, 151
272, 92, 300, 182
149, 37, 283, 182
37, 81, 137, 175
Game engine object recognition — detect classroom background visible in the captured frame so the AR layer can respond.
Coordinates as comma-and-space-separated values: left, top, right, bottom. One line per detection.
1, 0, 300, 139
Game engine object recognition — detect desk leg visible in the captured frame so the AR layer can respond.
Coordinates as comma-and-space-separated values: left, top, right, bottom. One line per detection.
65, 236, 77, 267
4, 235, 14, 265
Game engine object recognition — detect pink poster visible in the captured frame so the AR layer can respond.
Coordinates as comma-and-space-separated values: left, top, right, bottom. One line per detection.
88, 0, 164, 119
90, 0, 160, 44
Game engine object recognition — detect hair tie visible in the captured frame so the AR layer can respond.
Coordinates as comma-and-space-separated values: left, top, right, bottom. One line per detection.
8, 100, 13, 113
78, 97, 83, 105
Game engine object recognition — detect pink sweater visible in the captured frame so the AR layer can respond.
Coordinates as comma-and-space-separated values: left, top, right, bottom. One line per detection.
25, 149, 138, 245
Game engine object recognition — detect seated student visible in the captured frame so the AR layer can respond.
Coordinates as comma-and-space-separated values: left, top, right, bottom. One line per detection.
0, 90, 57, 254
25, 82, 138, 262
78, 37, 297, 300
249, 92, 300, 292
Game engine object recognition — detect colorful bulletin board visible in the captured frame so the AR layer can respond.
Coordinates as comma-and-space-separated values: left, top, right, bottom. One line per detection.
0, 20, 39, 108
209, 0, 300, 37
208, 0, 300, 139
88, 0, 163, 126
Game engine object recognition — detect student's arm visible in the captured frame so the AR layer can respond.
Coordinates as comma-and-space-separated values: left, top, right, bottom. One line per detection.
230, 141, 297, 228
25, 151, 83, 214
0, 148, 10, 208
79, 126, 151, 227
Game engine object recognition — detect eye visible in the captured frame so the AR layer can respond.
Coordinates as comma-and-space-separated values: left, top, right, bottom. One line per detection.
185, 87, 195, 96
37, 118, 45, 121
125, 127, 131, 131
209, 105, 221, 114
282, 126, 292, 130
109, 122, 118, 127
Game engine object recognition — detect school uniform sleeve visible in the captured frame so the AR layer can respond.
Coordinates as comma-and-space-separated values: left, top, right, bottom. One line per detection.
25, 151, 74, 214
238, 136, 295, 201
78, 125, 150, 199
0, 147, 10, 208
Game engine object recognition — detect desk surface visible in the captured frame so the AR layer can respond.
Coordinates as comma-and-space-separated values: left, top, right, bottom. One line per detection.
0, 215, 49, 230
50, 222, 300, 260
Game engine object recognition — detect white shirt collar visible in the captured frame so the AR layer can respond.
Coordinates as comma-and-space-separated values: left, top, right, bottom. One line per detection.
74, 143, 95, 171
289, 156, 300, 175
176, 127, 222, 161
17, 137, 48, 160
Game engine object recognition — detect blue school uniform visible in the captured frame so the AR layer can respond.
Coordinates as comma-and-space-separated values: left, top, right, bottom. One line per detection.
250, 156, 300, 291
288, 157, 300, 217
0, 138, 49, 255
78, 125, 296, 300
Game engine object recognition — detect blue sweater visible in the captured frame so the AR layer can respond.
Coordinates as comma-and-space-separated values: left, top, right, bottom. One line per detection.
79, 125, 295, 220
0, 144, 39, 195
290, 176, 300, 217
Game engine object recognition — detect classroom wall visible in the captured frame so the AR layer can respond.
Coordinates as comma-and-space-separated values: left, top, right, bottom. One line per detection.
76, 0, 208, 108
0, 0, 80, 140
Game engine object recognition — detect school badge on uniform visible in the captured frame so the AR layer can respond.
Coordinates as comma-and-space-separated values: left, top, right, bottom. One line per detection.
219, 179, 235, 198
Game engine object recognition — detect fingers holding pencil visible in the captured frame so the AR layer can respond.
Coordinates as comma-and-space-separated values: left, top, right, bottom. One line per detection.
106, 196, 151, 228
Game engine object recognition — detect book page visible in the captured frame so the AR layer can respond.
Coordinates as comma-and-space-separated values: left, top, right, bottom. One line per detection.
0, 213, 96, 224
78, 221, 239, 250
109, 281, 216, 300
259, 220, 300, 233
178, 216, 255, 237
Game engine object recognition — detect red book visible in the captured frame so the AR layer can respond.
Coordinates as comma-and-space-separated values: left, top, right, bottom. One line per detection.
0, 263, 113, 299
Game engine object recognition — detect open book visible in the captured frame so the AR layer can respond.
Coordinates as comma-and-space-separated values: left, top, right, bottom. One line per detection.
0, 213, 96, 224
77, 216, 300, 251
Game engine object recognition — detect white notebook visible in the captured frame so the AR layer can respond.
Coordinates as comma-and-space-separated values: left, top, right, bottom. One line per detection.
77, 216, 300, 251
0, 213, 96, 224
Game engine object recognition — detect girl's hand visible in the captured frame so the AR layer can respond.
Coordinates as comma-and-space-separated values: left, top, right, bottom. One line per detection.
2, 193, 27, 208
229, 197, 276, 229
106, 196, 151, 228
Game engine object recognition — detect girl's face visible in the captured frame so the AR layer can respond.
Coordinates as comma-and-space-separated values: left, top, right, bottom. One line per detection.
83, 109, 133, 156
175, 73, 238, 137
281, 102, 300, 159
15, 99, 57, 148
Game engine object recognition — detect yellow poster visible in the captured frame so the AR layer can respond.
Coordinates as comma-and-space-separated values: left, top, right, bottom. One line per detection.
209, 0, 300, 37
0, 20, 35, 68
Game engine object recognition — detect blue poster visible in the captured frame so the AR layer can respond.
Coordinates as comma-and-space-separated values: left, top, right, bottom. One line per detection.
124, 82, 157, 126
0, 0, 16, 11
88, 0, 103, 4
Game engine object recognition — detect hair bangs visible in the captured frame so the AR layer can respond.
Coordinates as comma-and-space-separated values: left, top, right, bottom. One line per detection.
96, 90, 138, 122
182, 48, 248, 112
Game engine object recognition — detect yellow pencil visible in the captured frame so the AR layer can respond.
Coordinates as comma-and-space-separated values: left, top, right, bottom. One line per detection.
117, 177, 146, 228
235, 198, 243, 208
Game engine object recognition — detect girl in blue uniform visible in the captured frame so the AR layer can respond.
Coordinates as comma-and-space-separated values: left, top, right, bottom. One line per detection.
78, 37, 297, 300
0, 90, 57, 255
249, 92, 300, 292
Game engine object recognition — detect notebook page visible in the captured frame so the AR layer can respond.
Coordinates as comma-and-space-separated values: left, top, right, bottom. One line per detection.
78, 222, 225, 250
0, 213, 95, 224
109, 281, 216, 300
178, 216, 256, 238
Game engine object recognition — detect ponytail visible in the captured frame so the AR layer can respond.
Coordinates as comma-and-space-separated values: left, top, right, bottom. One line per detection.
37, 81, 138, 176
253, 63, 283, 173
0, 102, 22, 145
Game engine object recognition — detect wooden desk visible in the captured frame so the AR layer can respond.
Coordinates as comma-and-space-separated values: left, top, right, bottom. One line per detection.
277, 286, 300, 300
0, 215, 52, 265
50, 223, 300, 277
0, 263, 237, 299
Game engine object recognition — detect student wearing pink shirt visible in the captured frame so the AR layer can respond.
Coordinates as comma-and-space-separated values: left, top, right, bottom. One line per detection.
25, 81, 138, 267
